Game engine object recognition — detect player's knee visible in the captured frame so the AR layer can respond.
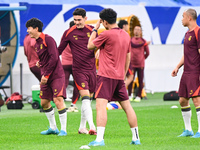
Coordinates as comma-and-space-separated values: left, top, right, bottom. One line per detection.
41, 100, 51, 109
179, 97, 189, 106
54, 97, 64, 105
192, 96, 200, 107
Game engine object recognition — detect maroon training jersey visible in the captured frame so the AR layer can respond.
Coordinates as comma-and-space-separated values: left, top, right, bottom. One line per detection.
58, 25, 96, 72
130, 37, 149, 68
35, 33, 64, 81
183, 26, 200, 74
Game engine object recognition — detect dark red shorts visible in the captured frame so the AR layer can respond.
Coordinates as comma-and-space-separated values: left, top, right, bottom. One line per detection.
73, 70, 96, 93
40, 77, 66, 100
95, 75, 129, 102
179, 73, 200, 98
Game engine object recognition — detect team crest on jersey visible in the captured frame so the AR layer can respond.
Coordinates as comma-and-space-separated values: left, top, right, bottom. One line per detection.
87, 32, 91, 38
54, 89, 58, 95
73, 35, 78, 40
189, 90, 193, 95
81, 83, 85, 88
188, 36, 192, 41
40, 44, 43, 49
40, 91, 43, 96
139, 41, 143, 44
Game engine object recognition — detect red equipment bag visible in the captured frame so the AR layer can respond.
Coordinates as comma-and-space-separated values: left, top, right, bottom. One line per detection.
5, 92, 24, 109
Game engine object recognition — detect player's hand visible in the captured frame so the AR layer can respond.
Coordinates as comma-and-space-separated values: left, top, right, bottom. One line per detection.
95, 19, 101, 30
146, 41, 151, 45
171, 68, 179, 77
36, 61, 40, 68
95, 49, 100, 59
41, 75, 48, 85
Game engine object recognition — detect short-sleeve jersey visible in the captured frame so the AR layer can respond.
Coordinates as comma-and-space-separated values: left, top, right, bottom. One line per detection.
35, 33, 64, 81
130, 37, 149, 68
23, 34, 39, 68
93, 27, 131, 80
61, 45, 73, 65
184, 26, 200, 74
58, 25, 96, 72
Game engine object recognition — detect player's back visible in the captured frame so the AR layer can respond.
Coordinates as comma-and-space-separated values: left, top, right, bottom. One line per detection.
97, 28, 131, 80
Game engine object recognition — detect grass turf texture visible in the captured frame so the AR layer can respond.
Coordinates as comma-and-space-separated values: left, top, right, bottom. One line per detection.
0, 92, 199, 150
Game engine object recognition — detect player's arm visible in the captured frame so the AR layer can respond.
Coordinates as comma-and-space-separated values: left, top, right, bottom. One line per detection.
58, 30, 69, 55
88, 30, 97, 50
88, 19, 101, 50
23, 37, 28, 57
144, 44, 150, 59
171, 55, 184, 77
43, 37, 59, 80
23, 43, 28, 57
125, 52, 131, 79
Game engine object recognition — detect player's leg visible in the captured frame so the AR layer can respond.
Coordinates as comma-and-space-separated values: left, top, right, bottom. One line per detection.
73, 71, 96, 134
128, 68, 136, 101
178, 97, 193, 137
53, 96, 67, 136
119, 100, 140, 145
116, 80, 140, 145
40, 99, 59, 135
40, 84, 59, 135
62, 65, 71, 89
68, 83, 79, 112
134, 68, 143, 102
191, 96, 200, 138
128, 81, 133, 100
52, 78, 67, 136
89, 76, 115, 146
88, 98, 107, 146
79, 89, 96, 134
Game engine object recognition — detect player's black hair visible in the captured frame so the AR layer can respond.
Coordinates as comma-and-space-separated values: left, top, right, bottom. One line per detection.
69, 21, 75, 27
26, 18, 43, 32
186, 8, 197, 20
118, 20, 128, 29
73, 8, 86, 18
99, 8, 117, 24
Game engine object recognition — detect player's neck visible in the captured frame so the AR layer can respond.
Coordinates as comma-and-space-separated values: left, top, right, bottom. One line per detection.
35, 32, 41, 39
108, 23, 118, 30
188, 21, 198, 31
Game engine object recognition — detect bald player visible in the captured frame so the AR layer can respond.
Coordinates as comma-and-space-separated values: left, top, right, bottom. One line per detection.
172, 8, 200, 138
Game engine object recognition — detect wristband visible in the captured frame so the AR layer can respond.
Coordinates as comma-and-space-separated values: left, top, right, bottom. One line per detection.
92, 28, 98, 32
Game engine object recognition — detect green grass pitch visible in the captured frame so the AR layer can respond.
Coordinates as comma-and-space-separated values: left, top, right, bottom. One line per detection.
0, 92, 199, 150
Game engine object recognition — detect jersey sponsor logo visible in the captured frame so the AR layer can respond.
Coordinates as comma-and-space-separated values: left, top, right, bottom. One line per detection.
188, 36, 192, 41
81, 83, 85, 88
40, 91, 43, 96
87, 32, 91, 38
40, 44, 43, 49
73, 35, 78, 40
189, 90, 193, 95
54, 89, 58, 95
